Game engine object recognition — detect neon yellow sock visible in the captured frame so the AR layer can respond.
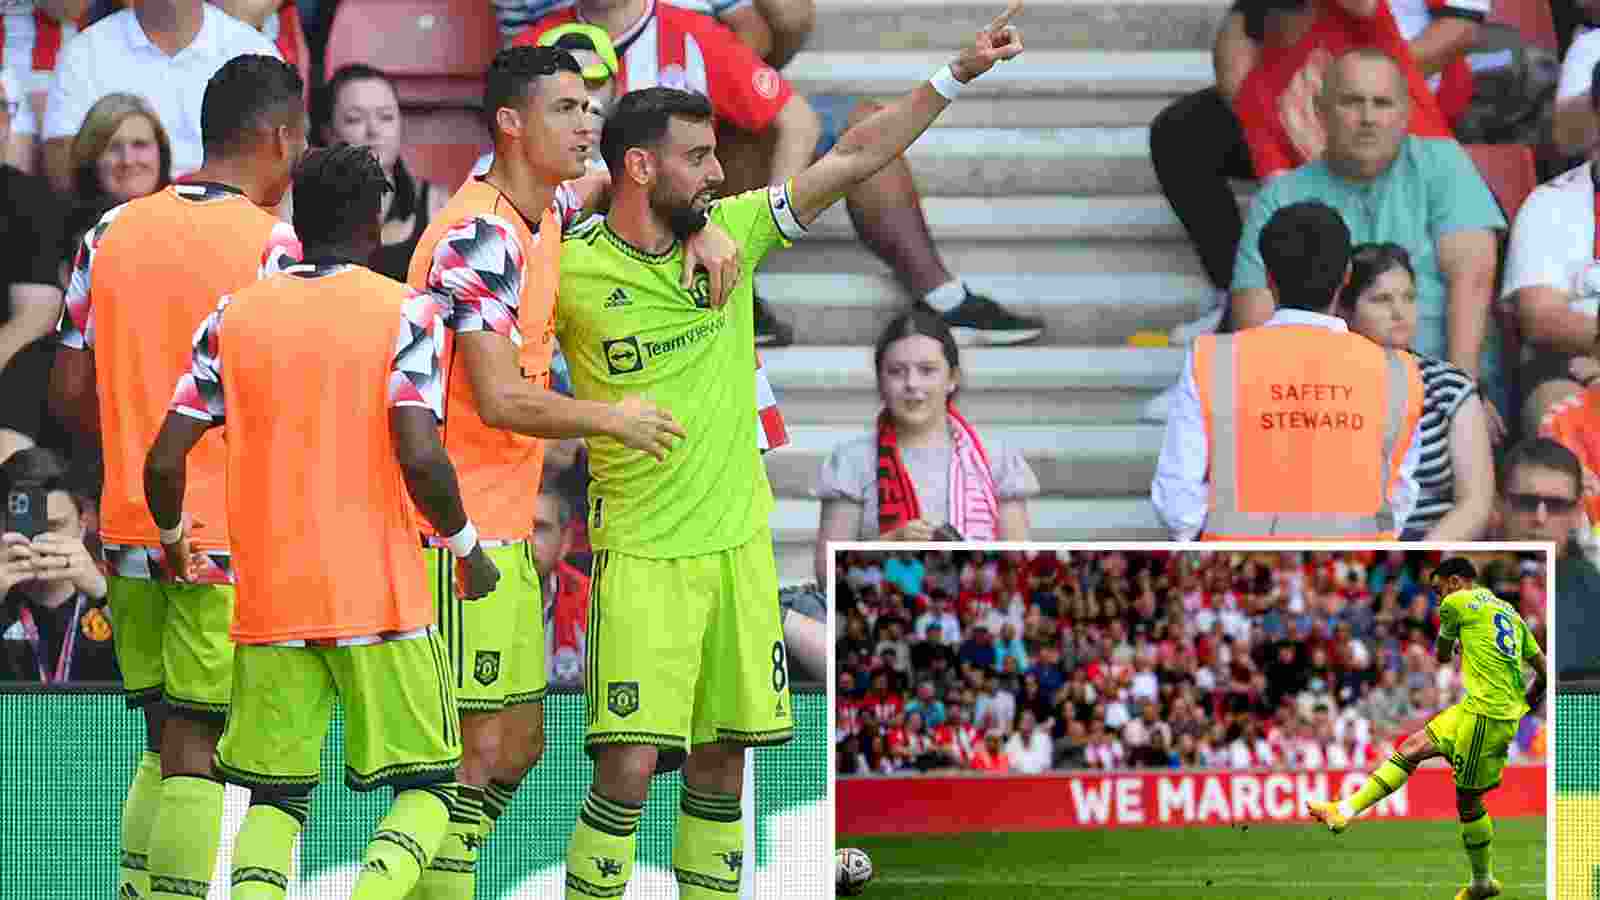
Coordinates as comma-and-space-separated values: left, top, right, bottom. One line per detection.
564, 787, 641, 898
119, 751, 162, 899
148, 775, 225, 900
1462, 813, 1494, 880
408, 784, 478, 900
351, 788, 450, 900
673, 786, 744, 898
230, 801, 305, 899
1346, 753, 1416, 816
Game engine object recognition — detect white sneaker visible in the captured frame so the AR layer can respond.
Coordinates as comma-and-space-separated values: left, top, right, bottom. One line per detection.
1140, 383, 1177, 423
1169, 290, 1227, 345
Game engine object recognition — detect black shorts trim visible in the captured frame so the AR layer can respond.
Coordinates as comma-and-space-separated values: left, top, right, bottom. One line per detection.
214, 758, 321, 791
344, 756, 461, 793
505, 687, 546, 707
165, 693, 229, 724
714, 726, 794, 747
124, 683, 163, 709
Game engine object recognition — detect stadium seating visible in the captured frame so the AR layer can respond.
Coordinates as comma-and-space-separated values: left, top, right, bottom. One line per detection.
323, 0, 499, 107
1489, 0, 1558, 53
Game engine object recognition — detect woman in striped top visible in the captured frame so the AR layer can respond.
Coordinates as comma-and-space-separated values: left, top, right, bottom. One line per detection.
1336, 243, 1496, 539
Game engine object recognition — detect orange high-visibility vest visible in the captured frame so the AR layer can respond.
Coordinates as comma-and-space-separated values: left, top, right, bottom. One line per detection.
408, 179, 558, 543
1193, 325, 1424, 540
219, 267, 434, 643
1539, 385, 1600, 527
90, 187, 282, 553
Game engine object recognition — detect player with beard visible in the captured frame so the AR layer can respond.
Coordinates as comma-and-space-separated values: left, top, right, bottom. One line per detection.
404, 45, 744, 900
554, 4, 1024, 896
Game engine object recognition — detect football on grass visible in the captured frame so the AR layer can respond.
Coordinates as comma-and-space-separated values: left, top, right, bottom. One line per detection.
836, 846, 873, 895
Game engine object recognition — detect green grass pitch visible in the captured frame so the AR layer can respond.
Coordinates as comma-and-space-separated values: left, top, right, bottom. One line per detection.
841, 816, 1546, 899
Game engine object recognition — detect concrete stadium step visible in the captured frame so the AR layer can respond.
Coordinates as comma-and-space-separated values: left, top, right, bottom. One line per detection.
769, 496, 1168, 582
762, 346, 1185, 424
762, 423, 1166, 499
807, 194, 1199, 242
809, 0, 1228, 54
759, 238, 1208, 281
753, 271, 1214, 346
904, 127, 1160, 196
790, 50, 1211, 128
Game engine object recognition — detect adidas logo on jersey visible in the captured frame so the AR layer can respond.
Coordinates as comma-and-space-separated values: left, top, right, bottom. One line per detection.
605, 288, 631, 308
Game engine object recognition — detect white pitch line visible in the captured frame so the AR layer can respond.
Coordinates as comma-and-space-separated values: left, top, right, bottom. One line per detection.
875, 875, 1545, 889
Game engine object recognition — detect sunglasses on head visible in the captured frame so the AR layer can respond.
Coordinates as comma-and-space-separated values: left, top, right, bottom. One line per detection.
1505, 492, 1580, 514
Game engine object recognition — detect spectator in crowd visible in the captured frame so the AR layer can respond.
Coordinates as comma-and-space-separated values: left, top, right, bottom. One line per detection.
0, 446, 115, 682
1494, 438, 1600, 676
2, 0, 89, 171
1538, 384, 1600, 536
41, 0, 278, 190
1555, 18, 1600, 155
1154, 47, 1505, 425
513, 0, 1044, 347
1336, 242, 1496, 539
64, 92, 173, 252
1502, 63, 1600, 437
495, 0, 816, 71
531, 486, 589, 691
1001, 709, 1050, 774
883, 548, 926, 597
1150, 0, 1480, 343
1, 67, 68, 458
969, 730, 1011, 772
1151, 200, 1427, 540
314, 64, 450, 281
813, 309, 1040, 581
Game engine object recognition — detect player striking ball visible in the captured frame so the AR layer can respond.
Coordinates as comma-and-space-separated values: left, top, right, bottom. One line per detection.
1307, 556, 1546, 900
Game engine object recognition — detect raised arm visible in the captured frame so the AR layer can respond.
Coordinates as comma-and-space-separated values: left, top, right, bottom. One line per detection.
785, 0, 1024, 226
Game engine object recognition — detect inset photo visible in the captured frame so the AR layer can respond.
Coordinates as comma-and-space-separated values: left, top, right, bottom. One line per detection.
831, 545, 1552, 899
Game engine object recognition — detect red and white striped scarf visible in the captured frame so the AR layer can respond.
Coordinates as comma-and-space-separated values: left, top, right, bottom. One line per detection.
876, 403, 999, 539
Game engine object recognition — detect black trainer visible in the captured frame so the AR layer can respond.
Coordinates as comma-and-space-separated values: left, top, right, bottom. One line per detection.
938, 290, 1043, 346
755, 295, 793, 347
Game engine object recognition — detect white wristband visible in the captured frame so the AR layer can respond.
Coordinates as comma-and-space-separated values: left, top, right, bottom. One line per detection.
445, 522, 479, 559
929, 64, 966, 101
157, 523, 184, 544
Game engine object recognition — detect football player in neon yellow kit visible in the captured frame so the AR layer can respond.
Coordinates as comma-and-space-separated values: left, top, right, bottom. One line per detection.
1308, 556, 1546, 900
554, 4, 1025, 897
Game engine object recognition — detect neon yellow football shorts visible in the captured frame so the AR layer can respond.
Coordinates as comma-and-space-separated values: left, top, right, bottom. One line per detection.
585, 527, 795, 773
214, 631, 461, 792
426, 542, 546, 713
107, 575, 235, 718
1426, 702, 1518, 794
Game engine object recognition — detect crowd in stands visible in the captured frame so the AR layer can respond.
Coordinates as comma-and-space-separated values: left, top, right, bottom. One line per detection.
834, 549, 1550, 776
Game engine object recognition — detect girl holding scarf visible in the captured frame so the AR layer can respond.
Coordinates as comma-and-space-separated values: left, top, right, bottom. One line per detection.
812, 308, 1039, 585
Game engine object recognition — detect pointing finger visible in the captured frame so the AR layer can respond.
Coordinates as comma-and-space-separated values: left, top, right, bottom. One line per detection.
988, 0, 1022, 32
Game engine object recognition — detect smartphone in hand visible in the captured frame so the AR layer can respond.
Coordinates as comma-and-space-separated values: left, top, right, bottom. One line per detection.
6, 486, 49, 539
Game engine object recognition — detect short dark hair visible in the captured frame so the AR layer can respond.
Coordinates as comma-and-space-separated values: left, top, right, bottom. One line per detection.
1259, 201, 1352, 311
1432, 556, 1478, 583
1337, 242, 1415, 313
291, 145, 392, 249
483, 45, 583, 132
599, 87, 714, 174
1499, 437, 1582, 499
201, 54, 304, 158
